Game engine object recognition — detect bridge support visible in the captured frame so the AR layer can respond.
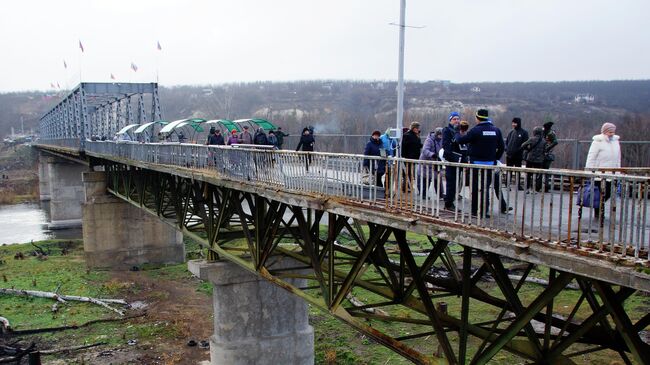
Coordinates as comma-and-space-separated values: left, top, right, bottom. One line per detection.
188, 259, 314, 365
38, 153, 50, 201
82, 171, 184, 269
47, 157, 86, 229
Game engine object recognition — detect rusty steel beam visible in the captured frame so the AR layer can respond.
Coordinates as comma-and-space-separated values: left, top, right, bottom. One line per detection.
100, 161, 649, 364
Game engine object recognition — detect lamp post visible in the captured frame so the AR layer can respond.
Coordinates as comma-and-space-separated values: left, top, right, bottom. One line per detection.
396, 0, 406, 147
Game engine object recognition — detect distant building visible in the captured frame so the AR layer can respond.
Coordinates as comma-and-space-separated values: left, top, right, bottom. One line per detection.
470, 86, 481, 93
574, 94, 595, 103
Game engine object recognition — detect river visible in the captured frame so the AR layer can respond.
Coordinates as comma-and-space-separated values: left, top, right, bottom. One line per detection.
0, 202, 82, 245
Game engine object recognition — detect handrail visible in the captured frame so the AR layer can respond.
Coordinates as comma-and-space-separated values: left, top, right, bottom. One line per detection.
84, 141, 650, 265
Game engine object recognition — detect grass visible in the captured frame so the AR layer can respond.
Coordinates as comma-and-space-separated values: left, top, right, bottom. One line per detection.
2, 232, 648, 364
0, 238, 210, 362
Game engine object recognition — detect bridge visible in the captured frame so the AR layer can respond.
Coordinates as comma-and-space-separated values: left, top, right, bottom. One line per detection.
34, 83, 650, 364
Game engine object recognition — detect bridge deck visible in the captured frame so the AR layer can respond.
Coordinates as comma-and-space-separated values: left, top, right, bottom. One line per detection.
32, 141, 648, 292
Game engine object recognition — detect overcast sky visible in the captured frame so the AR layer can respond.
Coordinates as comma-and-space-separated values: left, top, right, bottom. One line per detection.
1, 0, 648, 92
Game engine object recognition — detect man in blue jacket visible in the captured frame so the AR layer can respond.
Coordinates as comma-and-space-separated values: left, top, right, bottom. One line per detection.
455, 109, 505, 217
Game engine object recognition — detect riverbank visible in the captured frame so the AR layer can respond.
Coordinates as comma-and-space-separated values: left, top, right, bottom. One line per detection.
0, 144, 39, 205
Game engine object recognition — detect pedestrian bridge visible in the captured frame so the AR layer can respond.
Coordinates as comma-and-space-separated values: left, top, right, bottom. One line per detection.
33, 83, 650, 365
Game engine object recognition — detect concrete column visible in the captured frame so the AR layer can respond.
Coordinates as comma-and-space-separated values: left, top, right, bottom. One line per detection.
188, 259, 314, 365
38, 153, 51, 201
82, 171, 184, 269
47, 157, 86, 229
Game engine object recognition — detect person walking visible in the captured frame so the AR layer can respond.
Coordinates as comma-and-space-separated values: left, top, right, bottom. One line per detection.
542, 121, 558, 191
521, 126, 546, 191
267, 130, 279, 149
505, 118, 529, 167
418, 128, 444, 199
455, 109, 505, 217
585, 122, 621, 219
400, 122, 423, 193
206, 127, 225, 145
253, 128, 268, 145
296, 127, 315, 171
363, 130, 387, 187
380, 129, 397, 157
275, 127, 289, 149
227, 130, 239, 145
442, 112, 467, 210
505, 117, 528, 190
238, 125, 253, 144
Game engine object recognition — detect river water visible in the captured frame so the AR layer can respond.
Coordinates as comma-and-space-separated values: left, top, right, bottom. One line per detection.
0, 202, 82, 245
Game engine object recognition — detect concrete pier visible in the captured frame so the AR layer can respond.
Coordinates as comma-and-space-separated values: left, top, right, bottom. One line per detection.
47, 157, 86, 229
82, 171, 184, 269
37, 153, 50, 201
188, 259, 314, 365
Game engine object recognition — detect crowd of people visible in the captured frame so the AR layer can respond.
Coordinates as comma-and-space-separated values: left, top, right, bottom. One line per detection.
361, 108, 622, 219
206, 125, 290, 150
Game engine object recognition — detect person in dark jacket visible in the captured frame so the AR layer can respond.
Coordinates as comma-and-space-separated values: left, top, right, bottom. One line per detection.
400, 122, 422, 192
441, 112, 466, 210
275, 127, 289, 149
455, 109, 505, 217
206, 127, 225, 145
505, 118, 529, 167
296, 127, 315, 171
253, 128, 268, 145
542, 121, 558, 191
363, 130, 387, 187
505, 117, 528, 190
521, 126, 546, 191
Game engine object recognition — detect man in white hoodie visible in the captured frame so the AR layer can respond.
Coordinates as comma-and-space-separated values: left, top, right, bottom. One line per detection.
585, 122, 621, 218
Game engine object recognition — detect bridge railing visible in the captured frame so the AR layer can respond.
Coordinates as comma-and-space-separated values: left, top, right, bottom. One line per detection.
35, 138, 81, 150
86, 141, 650, 265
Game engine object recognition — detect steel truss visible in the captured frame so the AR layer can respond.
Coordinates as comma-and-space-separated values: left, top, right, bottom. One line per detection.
105, 162, 650, 365
39, 82, 162, 148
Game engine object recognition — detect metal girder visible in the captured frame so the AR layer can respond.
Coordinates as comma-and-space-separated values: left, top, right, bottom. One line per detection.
39, 82, 161, 145
101, 161, 650, 365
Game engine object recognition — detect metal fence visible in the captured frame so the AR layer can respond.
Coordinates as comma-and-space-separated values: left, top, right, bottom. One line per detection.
284, 135, 650, 170
85, 141, 650, 265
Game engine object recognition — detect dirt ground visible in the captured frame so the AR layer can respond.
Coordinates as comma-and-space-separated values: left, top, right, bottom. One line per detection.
54, 270, 213, 365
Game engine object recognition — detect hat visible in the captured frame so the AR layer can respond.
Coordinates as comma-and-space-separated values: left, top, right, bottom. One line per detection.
601, 122, 616, 134
243, 125, 249, 129
434, 127, 443, 135
371, 130, 381, 136
209, 127, 216, 134
543, 121, 554, 129
476, 109, 489, 121
410, 121, 421, 129
231, 129, 237, 134
512, 117, 521, 127
449, 111, 460, 121
215, 129, 221, 133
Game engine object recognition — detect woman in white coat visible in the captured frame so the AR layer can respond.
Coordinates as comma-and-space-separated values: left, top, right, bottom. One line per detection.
585, 122, 621, 218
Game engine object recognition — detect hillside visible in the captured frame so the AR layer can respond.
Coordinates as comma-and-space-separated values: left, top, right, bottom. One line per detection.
2, 80, 650, 142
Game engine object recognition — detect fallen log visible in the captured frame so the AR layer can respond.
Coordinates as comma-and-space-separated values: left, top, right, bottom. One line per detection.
39, 341, 107, 355
0, 288, 127, 315
5, 312, 146, 336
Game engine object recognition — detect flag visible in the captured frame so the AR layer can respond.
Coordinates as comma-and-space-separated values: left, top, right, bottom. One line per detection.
63, 60, 67, 69
56, 82, 60, 89
157, 41, 162, 51
79, 40, 84, 52
50, 83, 55, 88
130, 62, 138, 72
110, 73, 116, 80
